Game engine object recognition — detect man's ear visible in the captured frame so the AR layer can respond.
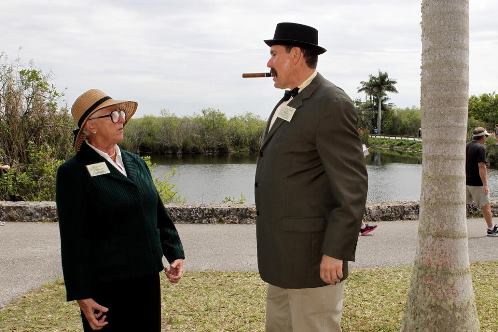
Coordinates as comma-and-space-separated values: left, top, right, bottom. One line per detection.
290, 46, 303, 64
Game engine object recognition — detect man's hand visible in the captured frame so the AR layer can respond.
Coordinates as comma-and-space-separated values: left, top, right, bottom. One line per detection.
165, 259, 184, 283
77, 298, 108, 330
320, 255, 343, 285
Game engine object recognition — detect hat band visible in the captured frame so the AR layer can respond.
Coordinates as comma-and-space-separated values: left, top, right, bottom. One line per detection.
72, 128, 80, 144
77, 96, 112, 128
473, 131, 488, 137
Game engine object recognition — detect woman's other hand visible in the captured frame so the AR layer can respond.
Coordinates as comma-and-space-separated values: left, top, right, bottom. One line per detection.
165, 259, 184, 283
77, 298, 109, 330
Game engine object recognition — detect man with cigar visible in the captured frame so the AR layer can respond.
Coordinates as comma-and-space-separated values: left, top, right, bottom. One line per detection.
254, 22, 368, 331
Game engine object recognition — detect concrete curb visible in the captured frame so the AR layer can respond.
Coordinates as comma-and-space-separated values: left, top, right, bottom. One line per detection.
1, 200, 496, 223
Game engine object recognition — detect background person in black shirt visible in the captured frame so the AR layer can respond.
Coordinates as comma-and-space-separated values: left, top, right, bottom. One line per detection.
466, 127, 498, 236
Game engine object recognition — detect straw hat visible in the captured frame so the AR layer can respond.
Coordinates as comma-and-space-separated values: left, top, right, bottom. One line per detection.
71, 89, 137, 151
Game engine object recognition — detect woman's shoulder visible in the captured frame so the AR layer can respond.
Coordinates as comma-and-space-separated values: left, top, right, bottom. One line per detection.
121, 149, 150, 172
59, 154, 80, 170
56, 155, 87, 182
120, 149, 144, 165
121, 148, 139, 159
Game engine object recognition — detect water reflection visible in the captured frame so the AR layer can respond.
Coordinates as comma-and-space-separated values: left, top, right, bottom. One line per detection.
366, 151, 422, 166
152, 153, 257, 165
153, 150, 422, 167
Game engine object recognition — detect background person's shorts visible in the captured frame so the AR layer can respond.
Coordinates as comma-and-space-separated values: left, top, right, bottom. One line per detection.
466, 185, 491, 207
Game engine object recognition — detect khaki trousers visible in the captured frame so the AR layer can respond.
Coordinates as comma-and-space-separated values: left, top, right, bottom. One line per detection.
265, 282, 345, 332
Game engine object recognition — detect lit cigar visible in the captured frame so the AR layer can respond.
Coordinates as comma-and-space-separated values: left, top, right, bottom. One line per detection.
242, 72, 272, 78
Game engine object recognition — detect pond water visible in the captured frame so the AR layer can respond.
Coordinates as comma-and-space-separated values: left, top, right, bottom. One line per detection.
151, 152, 498, 204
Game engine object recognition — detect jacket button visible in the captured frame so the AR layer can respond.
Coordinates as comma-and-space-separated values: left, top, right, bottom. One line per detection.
256, 210, 260, 216
255, 182, 258, 187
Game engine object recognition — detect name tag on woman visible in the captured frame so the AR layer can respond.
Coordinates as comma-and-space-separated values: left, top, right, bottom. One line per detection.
86, 162, 110, 176
277, 105, 296, 122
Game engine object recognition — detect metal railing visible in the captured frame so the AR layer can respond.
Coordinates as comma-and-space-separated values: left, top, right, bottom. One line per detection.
370, 134, 421, 142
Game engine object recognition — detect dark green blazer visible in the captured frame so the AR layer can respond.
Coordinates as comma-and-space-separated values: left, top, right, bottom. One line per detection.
255, 73, 368, 289
56, 142, 184, 301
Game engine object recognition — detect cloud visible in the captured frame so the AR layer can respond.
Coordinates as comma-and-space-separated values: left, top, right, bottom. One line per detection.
1, 0, 496, 118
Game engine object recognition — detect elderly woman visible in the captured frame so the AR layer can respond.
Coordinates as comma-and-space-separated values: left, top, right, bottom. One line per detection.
56, 89, 185, 331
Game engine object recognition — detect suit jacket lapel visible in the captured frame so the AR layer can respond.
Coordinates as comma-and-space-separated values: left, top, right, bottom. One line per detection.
260, 73, 324, 151
263, 98, 284, 140
121, 152, 139, 184
78, 142, 136, 186
287, 73, 323, 110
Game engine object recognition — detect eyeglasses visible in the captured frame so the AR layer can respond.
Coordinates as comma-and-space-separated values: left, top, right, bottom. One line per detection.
89, 110, 126, 123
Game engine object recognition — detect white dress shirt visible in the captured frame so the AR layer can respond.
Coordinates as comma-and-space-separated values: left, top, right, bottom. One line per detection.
86, 141, 127, 176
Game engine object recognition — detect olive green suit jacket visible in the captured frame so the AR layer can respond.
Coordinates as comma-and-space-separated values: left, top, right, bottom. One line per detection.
255, 73, 368, 289
56, 142, 184, 301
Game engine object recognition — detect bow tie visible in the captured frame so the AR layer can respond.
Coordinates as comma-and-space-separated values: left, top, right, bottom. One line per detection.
282, 87, 299, 101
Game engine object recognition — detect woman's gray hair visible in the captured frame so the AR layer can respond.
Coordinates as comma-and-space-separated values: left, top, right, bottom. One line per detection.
81, 128, 92, 137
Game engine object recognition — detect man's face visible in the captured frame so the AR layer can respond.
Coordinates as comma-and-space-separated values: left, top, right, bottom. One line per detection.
267, 45, 293, 89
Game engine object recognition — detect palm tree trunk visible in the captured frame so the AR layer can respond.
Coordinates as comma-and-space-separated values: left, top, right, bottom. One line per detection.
376, 96, 382, 134
401, 1, 479, 330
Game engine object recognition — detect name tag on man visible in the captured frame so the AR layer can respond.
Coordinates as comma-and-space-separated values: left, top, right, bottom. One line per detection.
277, 105, 296, 122
86, 162, 110, 177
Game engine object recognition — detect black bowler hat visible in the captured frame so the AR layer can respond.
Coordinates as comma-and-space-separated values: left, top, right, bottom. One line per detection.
264, 22, 327, 54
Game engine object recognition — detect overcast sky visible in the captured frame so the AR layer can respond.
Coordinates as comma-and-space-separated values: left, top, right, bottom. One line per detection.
1, 0, 497, 119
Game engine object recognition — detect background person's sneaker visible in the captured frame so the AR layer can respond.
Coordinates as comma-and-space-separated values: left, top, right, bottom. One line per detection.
487, 225, 498, 237
360, 224, 377, 236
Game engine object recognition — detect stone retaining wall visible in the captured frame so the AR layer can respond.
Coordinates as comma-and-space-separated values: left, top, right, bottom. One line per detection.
0, 201, 496, 223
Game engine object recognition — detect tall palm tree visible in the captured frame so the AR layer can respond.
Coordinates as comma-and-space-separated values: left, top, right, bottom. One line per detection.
357, 79, 375, 103
371, 71, 397, 134
358, 71, 397, 134
401, 1, 479, 331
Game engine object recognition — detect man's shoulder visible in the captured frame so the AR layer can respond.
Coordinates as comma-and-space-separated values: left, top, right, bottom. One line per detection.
314, 75, 353, 104
466, 141, 486, 165
467, 141, 485, 151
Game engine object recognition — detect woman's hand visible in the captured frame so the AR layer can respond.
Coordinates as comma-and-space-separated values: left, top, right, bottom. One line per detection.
165, 259, 184, 283
77, 298, 109, 330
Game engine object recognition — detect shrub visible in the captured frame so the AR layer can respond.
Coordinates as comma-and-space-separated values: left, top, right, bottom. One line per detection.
0, 142, 63, 200
0, 54, 73, 166
0, 54, 72, 201
142, 156, 183, 203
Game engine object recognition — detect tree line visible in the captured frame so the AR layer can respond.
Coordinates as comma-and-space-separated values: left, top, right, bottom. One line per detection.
356, 70, 498, 139
121, 109, 265, 155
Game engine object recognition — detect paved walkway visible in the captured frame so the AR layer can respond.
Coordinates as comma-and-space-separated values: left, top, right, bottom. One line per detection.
1, 219, 497, 308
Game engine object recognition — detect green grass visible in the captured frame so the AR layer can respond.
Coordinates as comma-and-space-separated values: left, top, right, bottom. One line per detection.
1, 263, 497, 331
